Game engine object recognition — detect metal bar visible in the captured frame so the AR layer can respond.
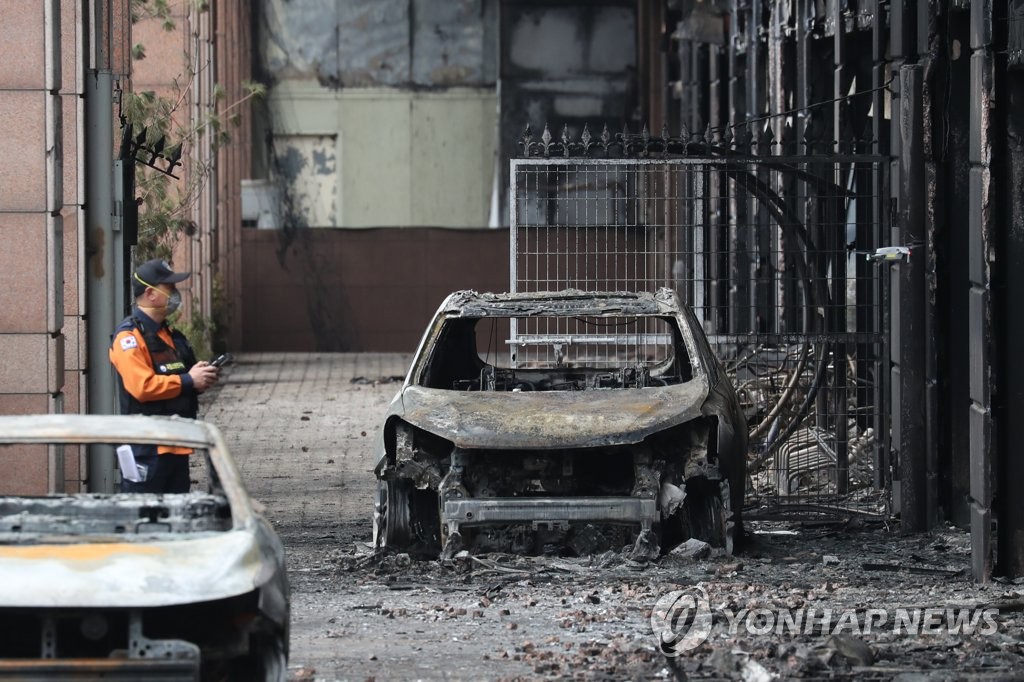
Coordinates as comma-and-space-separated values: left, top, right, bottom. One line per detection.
693, 167, 706, 324
832, 0, 849, 495
727, 2, 751, 335
707, 332, 882, 345
919, 1, 939, 529
511, 156, 889, 167
0, 659, 199, 679
444, 497, 657, 526
507, 334, 674, 346
871, 0, 890, 493
509, 159, 519, 365
896, 64, 928, 533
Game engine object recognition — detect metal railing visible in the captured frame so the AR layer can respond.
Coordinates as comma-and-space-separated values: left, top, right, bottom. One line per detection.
510, 124, 889, 518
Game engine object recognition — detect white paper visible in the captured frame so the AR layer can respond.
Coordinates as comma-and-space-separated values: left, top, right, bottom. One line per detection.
116, 444, 142, 483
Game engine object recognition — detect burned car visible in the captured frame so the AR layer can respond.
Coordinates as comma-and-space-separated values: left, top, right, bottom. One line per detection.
0, 414, 288, 680
374, 288, 747, 560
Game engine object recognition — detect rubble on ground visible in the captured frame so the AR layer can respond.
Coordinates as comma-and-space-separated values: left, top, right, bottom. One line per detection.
291, 522, 1024, 680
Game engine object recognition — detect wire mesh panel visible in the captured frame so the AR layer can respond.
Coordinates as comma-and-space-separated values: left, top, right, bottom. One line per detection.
507, 316, 675, 370
510, 145, 888, 518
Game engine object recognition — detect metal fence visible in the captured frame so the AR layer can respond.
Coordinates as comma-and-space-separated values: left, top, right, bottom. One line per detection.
510, 125, 889, 518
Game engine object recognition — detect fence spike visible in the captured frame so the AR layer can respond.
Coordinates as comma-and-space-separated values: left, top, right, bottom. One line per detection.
561, 124, 572, 157
659, 123, 671, 157
600, 124, 612, 153
802, 117, 816, 153
520, 124, 534, 156
761, 123, 775, 153
541, 123, 553, 157
581, 123, 592, 152
722, 124, 734, 150
703, 122, 714, 146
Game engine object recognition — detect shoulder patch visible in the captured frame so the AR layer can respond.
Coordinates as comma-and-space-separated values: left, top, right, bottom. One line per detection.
119, 335, 139, 350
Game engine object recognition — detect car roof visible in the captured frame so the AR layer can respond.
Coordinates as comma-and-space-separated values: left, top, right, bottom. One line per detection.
0, 414, 217, 449
440, 288, 685, 317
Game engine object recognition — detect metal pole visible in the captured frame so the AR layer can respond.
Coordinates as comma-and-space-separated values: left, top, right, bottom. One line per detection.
897, 64, 927, 532
918, 4, 939, 529
84, 69, 117, 493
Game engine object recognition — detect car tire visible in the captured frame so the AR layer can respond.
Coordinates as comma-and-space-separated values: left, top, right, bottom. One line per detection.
382, 478, 413, 549
257, 633, 288, 682
378, 478, 441, 556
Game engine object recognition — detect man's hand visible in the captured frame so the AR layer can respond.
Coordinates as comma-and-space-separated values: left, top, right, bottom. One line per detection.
189, 361, 220, 393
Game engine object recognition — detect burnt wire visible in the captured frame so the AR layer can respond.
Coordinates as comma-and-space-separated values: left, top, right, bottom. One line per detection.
716, 75, 896, 137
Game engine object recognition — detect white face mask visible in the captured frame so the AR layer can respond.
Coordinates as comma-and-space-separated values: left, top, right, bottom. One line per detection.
163, 289, 182, 315
135, 273, 182, 314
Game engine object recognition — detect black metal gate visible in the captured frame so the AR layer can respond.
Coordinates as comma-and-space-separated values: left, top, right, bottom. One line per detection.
511, 123, 889, 518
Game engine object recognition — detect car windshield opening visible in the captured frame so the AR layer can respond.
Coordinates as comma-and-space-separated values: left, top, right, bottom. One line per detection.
0, 442, 232, 538
421, 315, 693, 391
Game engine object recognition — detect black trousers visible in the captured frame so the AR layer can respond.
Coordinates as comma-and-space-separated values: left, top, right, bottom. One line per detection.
120, 451, 190, 494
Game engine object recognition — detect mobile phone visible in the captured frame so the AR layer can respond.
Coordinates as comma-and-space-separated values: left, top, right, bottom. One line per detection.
211, 352, 234, 368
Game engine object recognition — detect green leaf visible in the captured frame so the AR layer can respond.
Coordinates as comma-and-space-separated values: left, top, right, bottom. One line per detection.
131, 43, 147, 60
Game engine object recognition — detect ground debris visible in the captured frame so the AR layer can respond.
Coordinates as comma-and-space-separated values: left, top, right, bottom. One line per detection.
291, 484, 1022, 679
349, 375, 404, 386
668, 538, 712, 561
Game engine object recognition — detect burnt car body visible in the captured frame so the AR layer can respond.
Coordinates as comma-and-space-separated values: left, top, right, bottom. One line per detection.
0, 414, 288, 680
374, 288, 747, 560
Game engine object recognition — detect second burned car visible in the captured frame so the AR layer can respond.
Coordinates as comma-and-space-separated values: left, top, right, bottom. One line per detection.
373, 288, 747, 560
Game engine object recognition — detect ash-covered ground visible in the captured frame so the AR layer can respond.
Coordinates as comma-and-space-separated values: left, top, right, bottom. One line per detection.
200, 354, 1024, 681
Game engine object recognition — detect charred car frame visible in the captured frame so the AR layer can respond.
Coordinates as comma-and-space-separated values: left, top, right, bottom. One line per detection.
374, 289, 747, 560
0, 414, 288, 681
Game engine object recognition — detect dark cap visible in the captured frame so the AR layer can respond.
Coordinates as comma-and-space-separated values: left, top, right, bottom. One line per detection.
132, 258, 190, 297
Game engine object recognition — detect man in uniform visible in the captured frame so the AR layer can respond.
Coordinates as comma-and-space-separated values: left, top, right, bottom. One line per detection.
109, 259, 219, 493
